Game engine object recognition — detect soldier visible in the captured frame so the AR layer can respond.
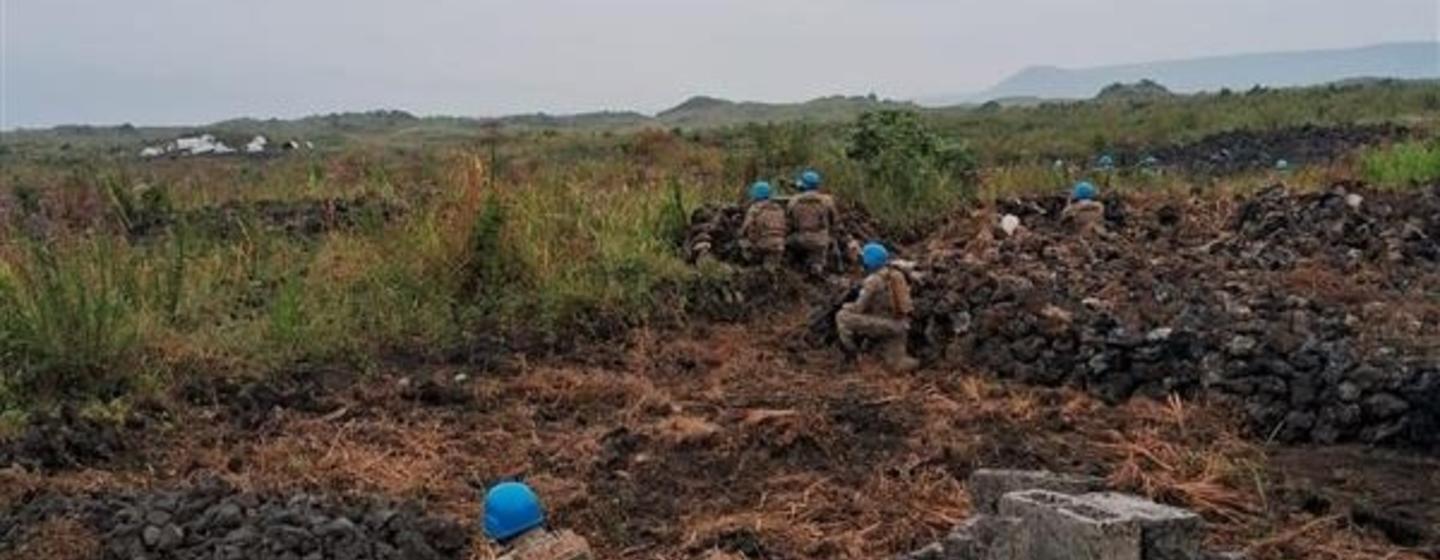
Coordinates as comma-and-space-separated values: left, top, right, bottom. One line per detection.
1095, 154, 1117, 189
835, 243, 919, 372
684, 205, 722, 264
787, 169, 841, 276
484, 482, 592, 560
739, 181, 788, 268
1061, 181, 1106, 235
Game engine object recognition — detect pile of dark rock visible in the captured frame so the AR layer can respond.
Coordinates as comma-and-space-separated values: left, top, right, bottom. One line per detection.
0, 407, 143, 471
1121, 123, 1411, 174
907, 185, 1439, 447
0, 477, 471, 560
1221, 183, 1440, 285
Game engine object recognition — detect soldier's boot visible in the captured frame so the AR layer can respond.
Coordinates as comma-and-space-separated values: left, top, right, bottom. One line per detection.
881, 337, 919, 373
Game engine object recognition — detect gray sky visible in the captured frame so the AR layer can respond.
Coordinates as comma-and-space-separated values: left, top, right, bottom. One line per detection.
2, 0, 1436, 127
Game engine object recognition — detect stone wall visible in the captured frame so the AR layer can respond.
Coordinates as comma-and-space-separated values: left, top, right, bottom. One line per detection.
910, 184, 1440, 447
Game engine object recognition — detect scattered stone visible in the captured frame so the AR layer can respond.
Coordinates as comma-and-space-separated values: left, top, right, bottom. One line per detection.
1000, 215, 1022, 237
1226, 336, 1257, 358
0, 478, 471, 560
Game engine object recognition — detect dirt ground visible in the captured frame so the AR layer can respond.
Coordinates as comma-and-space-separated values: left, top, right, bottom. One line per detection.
2, 309, 1436, 559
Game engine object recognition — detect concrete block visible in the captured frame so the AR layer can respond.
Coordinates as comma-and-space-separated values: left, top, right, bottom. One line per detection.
999, 490, 1142, 560
969, 516, 1019, 560
1081, 493, 1203, 560
969, 469, 1107, 515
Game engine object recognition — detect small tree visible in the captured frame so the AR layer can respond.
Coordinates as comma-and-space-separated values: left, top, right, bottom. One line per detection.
844, 110, 977, 235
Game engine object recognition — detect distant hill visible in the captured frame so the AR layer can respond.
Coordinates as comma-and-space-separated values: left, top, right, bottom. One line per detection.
923, 42, 1440, 104
486, 95, 911, 129
1095, 79, 1175, 102
0, 95, 916, 155
495, 111, 651, 129
654, 94, 915, 127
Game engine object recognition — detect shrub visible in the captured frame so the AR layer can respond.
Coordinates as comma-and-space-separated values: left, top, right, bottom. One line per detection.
842, 110, 977, 235
0, 241, 139, 398
1361, 141, 1440, 187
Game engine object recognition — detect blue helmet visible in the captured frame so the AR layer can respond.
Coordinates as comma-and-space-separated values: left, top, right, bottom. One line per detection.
1275, 159, 1290, 171
483, 482, 545, 542
1097, 155, 1115, 169
861, 242, 890, 272
1073, 181, 1098, 201
799, 170, 822, 191
749, 181, 772, 201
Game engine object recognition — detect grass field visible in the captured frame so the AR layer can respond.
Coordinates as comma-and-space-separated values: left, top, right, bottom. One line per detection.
2, 80, 1438, 414
2, 79, 1440, 559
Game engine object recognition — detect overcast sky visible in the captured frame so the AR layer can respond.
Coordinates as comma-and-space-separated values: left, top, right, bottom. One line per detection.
2, 0, 1436, 127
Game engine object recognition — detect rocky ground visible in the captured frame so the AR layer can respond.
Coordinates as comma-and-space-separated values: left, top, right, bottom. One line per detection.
1113, 123, 1413, 174
2, 182, 1438, 559
904, 182, 1439, 448
3, 477, 469, 560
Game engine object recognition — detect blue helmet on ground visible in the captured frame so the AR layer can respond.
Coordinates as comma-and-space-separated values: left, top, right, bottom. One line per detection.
861, 242, 890, 272
483, 482, 545, 542
749, 181, 773, 201
1275, 159, 1290, 171
1097, 154, 1115, 169
1073, 181, 1098, 201
799, 170, 822, 191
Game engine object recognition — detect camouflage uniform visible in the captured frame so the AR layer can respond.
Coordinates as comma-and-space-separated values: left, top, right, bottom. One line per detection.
498, 528, 593, 560
739, 200, 788, 268
1061, 200, 1107, 235
836, 266, 918, 372
685, 207, 723, 264
787, 191, 840, 275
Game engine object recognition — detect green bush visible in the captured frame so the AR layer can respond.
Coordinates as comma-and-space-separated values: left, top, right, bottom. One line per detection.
1361, 141, 1440, 187
842, 110, 977, 235
464, 194, 517, 304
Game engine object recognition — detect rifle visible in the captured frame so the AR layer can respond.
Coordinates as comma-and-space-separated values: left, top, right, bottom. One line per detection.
807, 283, 862, 345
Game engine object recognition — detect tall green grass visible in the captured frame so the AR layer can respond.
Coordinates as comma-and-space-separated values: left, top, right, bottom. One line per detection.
488, 159, 719, 328
1361, 141, 1440, 187
0, 240, 141, 397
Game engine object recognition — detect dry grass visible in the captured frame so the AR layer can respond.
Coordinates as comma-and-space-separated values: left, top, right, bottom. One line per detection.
0, 517, 100, 560
3, 311, 1431, 559
1104, 396, 1264, 526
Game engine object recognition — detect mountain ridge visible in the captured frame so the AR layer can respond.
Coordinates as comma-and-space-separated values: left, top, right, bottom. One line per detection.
922, 42, 1440, 105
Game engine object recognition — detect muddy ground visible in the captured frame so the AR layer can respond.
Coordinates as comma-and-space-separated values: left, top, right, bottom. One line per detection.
3, 183, 1439, 560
